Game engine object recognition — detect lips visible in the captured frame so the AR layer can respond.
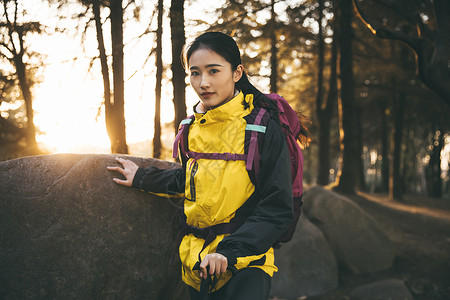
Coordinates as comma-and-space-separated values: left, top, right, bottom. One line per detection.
201, 92, 214, 98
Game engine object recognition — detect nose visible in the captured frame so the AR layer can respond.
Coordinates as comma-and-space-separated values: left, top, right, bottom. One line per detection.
200, 75, 210, 89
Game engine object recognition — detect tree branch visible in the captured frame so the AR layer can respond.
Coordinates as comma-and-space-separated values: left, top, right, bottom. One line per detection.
353, 0, 450, 105
353, 0, 421, 52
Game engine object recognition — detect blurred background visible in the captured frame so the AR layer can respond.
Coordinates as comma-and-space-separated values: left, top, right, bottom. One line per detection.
1, 0, 449, 199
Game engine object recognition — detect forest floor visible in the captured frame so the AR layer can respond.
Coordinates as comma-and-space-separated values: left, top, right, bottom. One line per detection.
286, 192, 450, 300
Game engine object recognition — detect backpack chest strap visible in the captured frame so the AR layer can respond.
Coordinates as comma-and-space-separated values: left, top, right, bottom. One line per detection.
186, 151, 247, 169
187, 151, 247, 161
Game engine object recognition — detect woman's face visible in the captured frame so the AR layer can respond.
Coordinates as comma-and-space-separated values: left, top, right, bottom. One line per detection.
188, 48, 243, 110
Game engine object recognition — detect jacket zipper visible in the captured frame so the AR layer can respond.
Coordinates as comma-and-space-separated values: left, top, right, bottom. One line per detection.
189, 161, 198, 202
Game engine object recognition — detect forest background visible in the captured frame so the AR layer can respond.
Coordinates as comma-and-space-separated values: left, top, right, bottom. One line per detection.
1, 0, 449, 200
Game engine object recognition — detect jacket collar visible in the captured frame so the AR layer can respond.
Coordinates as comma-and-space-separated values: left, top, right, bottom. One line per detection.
193, 91, 254, 123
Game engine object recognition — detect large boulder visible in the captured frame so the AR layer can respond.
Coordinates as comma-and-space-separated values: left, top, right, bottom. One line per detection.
302, 186, 395, 274
271, 214, 338, 299
0, 154, 187, 300
350, 279, 414, 300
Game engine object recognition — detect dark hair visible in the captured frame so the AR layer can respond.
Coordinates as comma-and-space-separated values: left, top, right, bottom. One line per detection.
184, 31, 310, 145
184, 32, 278, 114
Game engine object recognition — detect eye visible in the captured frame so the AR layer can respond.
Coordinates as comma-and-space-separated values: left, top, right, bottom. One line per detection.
210, 69, 219, 74
190, 71, 200, 76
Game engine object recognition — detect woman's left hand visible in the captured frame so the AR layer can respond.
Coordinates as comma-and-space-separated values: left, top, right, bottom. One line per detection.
199, 253, 228, 279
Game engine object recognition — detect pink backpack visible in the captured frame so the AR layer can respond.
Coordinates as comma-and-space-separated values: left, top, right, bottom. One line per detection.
173, 93, 304, 247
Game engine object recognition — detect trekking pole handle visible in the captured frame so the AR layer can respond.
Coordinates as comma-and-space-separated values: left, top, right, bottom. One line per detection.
199, 265, 212, 297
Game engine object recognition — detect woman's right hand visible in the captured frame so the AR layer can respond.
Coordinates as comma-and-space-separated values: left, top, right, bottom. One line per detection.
107, 157, 139, 187
199, 253, 228, 280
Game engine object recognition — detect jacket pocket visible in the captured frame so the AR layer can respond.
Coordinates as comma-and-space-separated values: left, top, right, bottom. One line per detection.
186, 160, 198, 202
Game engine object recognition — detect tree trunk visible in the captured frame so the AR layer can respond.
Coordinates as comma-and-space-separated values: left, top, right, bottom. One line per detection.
356, 104, 367, 191
14, 55, 37, 150
92, 0, 114, 152
317, 0, 337, 186
427, 121, 443, 198
401, 128, 415, 194
393, 93, 405, 200
316, 0, 325, 184
153, 0, 163, 159
389, 43, 410, 200
269, 0, 278, 94
389, 87, 405, 201
170, 0, 187, 134
380, 103, 389, 192
416, 0, 450, 105
110, 0, 128, 154
335, 0, 358, 194
2, 0, 37, 151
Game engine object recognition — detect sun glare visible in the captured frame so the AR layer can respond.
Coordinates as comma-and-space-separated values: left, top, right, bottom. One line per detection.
29, 1, 181, 155
14, 0, 218, 156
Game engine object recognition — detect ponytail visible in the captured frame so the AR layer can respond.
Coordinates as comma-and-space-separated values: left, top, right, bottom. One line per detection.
236, 72, 279, 120
237, 72, 310, 145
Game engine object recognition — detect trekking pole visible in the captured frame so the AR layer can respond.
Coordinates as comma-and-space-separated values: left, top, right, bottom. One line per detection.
199, 276, 211, 299
199, 266, 212, 300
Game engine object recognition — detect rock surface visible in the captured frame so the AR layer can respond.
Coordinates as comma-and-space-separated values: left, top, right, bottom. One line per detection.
350, 279, 414, 300
302, 186, 395, 274
0, 154, 187, 300
271, 214, 338, 298
1, 156, 403, 299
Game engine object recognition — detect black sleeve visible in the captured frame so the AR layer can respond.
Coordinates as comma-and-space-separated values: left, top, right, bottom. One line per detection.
132, 165, 185, 197
216, 119, 293, 264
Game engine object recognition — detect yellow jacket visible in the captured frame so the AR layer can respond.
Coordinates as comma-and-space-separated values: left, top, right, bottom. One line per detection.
133, 92, 293, 291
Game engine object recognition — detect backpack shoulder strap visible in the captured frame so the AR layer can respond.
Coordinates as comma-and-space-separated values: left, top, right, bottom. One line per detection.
173, 115, 195, 160
244, 106, 272, 184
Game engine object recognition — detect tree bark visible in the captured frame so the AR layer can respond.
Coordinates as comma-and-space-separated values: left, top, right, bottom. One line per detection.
427, 121, 443, 198
416, 0, 450, 105
14, 56, 36, 149
3, 0, 37, 150
335, 0, 358, 194
269, 0, 278, 94
153, 0, 163, 159
317, 0, 337, 186
170, 0, 186, 134
389, 87, 405, 201
356, 104, 367, 191
380, 103, 389, 192
110, 0, 128, 154
92, 0, 114, 152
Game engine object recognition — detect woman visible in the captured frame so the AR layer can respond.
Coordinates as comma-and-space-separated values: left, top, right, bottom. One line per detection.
108, 32, 295, 300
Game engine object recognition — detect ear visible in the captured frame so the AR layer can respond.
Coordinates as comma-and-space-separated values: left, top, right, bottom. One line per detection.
233, 65, 244, 83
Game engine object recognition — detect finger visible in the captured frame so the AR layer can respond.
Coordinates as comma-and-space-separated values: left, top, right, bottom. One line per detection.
214, 256, 225, 275
109, 166, 125, 175
211, 259, 219, 275
115, 157, 126, 166
107, 166, 121, 171
112, 178, 130, 186
220, 257, 227, 274
123, 160, 138, 171
208, 259, 216, 276
200, 257, 209, 279
121, 158, 133, 165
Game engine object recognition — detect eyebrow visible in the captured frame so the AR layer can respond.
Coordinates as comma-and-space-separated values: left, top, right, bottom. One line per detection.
189, 64, 224, 70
